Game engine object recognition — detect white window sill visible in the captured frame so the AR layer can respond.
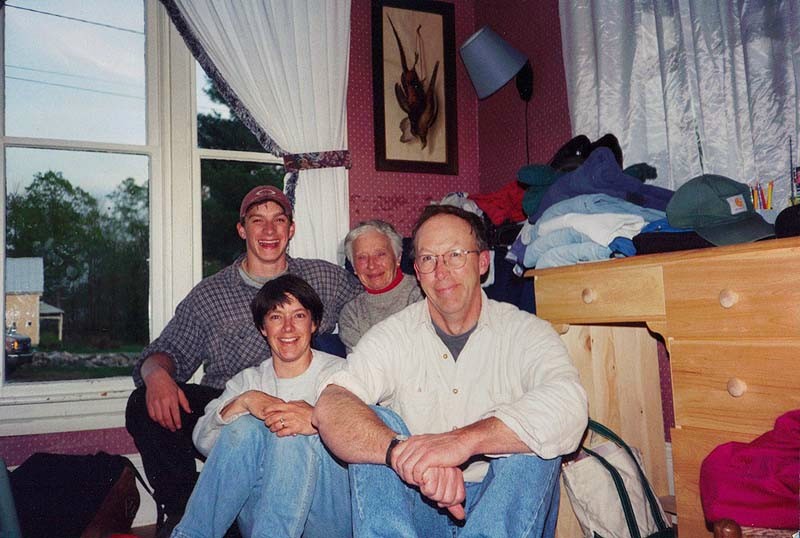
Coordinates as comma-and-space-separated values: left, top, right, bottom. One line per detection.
0, 377, 135, 435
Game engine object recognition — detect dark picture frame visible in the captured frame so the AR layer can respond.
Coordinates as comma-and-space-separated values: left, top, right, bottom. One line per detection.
372, 0, 458, 175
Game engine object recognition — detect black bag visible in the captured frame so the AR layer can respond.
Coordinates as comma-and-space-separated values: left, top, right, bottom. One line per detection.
10, 451, 151, 538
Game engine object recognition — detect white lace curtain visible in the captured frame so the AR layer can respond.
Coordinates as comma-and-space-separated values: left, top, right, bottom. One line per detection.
560, 1, 800, 210
167, 0, 351, 263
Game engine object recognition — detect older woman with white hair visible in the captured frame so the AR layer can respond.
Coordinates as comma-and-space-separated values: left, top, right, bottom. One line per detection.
338, 220, 423, 352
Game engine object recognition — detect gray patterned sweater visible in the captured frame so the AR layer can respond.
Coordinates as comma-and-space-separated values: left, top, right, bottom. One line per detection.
338, 273, 423, 352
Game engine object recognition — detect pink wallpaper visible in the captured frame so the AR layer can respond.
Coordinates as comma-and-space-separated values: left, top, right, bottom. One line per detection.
0, 427, 136, 467
475, 0, 573, 193
347, 0, 479, 236
347, 0, 574, 231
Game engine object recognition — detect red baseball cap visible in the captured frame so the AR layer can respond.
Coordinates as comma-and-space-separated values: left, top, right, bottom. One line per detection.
239, 185, 292, 220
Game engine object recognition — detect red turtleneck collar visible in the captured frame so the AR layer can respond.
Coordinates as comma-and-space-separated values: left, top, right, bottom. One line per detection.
365, 268, 404, 294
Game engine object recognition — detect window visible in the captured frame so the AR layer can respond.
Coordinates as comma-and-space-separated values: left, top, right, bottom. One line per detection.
0, 1, 195, 434
3, 0, 148, 384
4, 0, 146, 144
196, 67, 261, 153
195, 66, 284, 278
0, 1, 288, 434
5, 149, 149, 382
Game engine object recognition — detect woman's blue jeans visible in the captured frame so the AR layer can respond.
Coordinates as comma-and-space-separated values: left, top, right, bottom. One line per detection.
172, 415, 351, 538
349, 406, 561, 538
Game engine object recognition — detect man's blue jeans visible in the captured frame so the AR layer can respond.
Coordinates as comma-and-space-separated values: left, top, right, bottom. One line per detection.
171, 415, 351, 538
349, 407, 561, 538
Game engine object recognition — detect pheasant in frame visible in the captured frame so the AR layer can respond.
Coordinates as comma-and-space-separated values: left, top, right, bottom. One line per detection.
387, 15, 440, 150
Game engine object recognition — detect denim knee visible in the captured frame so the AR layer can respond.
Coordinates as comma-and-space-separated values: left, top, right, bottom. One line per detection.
217, 415, 267, 450
369, 405, 411, 436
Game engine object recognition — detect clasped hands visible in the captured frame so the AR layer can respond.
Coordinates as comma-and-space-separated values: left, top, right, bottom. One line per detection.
233, 390, 317, 437
388, 432, 470, 520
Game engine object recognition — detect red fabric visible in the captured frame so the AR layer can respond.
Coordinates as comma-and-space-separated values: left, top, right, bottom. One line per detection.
365, 268, 404, 295
469, 181, 527, 226
700, 409, 800, 528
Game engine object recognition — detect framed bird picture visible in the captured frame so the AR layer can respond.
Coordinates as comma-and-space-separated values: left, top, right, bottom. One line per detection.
372, 0, 458, 175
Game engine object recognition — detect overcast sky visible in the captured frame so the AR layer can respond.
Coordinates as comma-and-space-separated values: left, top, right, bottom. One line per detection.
4, 0, 226, 201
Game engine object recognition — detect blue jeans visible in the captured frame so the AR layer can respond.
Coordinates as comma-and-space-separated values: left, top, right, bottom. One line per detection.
171, 415, 351, 538
350, 407, 561, 538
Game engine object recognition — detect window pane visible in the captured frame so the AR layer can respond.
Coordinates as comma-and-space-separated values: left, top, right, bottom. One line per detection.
201, 160, 284, 277
4, 0, 145, 144
4, 147, 149, 382
196, 65, 265, 152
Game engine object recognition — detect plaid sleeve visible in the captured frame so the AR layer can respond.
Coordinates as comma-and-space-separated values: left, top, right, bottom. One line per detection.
132, 291, 209, 387
334, 267, 364, 318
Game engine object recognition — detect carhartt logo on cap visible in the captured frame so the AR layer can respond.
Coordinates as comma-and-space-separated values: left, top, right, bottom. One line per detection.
726, 195, 746, 215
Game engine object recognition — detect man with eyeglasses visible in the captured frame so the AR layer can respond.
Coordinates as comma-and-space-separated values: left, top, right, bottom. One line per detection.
313, 204, 588, 537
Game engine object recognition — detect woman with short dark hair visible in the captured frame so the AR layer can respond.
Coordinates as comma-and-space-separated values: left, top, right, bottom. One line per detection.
172, 274, 351, 538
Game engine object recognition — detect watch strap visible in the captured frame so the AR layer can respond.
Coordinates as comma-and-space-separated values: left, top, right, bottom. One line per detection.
385, 436, 404, 466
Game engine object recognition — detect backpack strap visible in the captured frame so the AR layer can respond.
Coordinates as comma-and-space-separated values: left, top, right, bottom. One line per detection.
582, 445, 642, 538
587, 420, 670, 531
96, 451, 155, 501
119, 456, 154, 500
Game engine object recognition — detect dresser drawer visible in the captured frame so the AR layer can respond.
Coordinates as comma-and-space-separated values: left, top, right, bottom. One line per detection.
533, 264, 665, 324
663, 248, 800, 338
671, 340, 800, 435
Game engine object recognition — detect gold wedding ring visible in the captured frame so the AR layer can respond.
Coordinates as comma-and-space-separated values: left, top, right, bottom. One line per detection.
279, 417, 286, 427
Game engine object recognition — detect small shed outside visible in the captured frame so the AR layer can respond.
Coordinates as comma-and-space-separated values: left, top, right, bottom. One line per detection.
39, 301, 65, 342
5, 258, 44, 345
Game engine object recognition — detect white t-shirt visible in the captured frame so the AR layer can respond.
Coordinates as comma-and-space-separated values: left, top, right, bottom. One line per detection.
194, 350, 345, 457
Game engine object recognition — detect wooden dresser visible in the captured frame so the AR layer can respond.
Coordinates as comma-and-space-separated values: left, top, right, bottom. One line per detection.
526, 237, 800, 537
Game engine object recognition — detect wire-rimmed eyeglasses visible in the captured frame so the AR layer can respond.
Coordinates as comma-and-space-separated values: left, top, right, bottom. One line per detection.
414, 249, 480, 274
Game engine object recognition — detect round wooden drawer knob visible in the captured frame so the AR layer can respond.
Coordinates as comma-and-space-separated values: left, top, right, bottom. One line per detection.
581, 288, 597, 304
719, 289, 739, 308
726, 377, 747, 398
552, 323, 570, 335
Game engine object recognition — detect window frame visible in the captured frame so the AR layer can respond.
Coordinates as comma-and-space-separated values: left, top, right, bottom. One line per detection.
0, 0, 280, 436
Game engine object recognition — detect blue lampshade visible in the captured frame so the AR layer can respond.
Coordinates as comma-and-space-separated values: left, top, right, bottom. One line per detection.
460, 26, 528, 100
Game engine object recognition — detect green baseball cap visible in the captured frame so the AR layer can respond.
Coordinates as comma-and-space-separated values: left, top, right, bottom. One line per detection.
666, 174, 774, 246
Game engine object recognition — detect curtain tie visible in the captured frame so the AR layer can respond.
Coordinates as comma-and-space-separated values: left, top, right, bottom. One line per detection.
283, 150, 351, 173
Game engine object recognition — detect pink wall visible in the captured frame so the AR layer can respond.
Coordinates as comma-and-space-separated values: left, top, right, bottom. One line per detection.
347, 0, 479, 236
0, 428, 136, 467
475, 0, 572, 193
346, 0, 573, 231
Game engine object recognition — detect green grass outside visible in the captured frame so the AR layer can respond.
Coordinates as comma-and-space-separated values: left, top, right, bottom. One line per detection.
7, 331, 141, 382
37, 332, 143, 354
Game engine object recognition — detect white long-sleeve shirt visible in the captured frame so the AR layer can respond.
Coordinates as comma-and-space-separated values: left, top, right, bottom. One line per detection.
194, 350, 346, 457
318, 292, 588, 482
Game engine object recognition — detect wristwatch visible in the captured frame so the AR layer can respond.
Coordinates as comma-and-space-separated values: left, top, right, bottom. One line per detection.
385, 434, 408, 466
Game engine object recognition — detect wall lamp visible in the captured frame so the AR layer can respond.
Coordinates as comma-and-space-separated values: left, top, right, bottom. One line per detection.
460, 26, 533, 162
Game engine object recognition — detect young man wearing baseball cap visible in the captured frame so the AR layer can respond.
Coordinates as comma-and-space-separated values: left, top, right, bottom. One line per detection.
125, 185, 362, 536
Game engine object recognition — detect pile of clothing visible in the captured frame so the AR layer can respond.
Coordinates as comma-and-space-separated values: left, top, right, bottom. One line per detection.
451, 133, 798, 274
495, 134, 785, 273
506, 134, 672, 272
